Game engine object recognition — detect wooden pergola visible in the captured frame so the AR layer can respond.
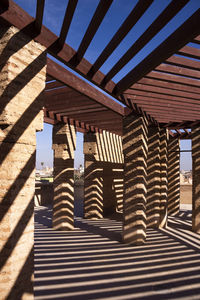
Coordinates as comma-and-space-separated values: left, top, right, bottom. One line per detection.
0, 2, 200, 299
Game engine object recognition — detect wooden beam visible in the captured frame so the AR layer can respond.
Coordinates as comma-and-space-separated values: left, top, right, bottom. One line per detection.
166, 55, 200, 71
193, 35, 200, 45
129, 83, 200, 100
87, 0, 153, 78
35, 0, 45, 32
145, 71, 200, 88
46, 58, 125, 115
177, 45, 200, 59
113, 8, 200, 95
129, 96, 200, 111
69, 0, 113, 66
58, 0, 78, 49
138, 77, 200, 95
100, 0, 190, 87
155, 63, 200, 80
125, 89, 200, 105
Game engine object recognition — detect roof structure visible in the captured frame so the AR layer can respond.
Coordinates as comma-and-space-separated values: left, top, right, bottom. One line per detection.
0, 0, 200, 136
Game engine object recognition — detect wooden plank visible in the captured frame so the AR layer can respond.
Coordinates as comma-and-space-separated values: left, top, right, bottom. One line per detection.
138, 77, 200, 95
46, 58, 125, 115
146, 71, 200, 88
35, 0, 45, 32
45, 80, 66, 90
69, 0, 113, 66
136, 105, 200, 118
166, 55, 200, 71
87, 0, 153, 78
125, 89, 200, 105
100, 0, 190, 87
177, 45, 200, 59
155, 63, 200, 80
49, 104, 102, 114
113, 8, 200, 95
193, 35, 200, 45
58, 0, 78, 49
58, 107, 108, 116
129, 96, 200, 110
129, 83, 200, 100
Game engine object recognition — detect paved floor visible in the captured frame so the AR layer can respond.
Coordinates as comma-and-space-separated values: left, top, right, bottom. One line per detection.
34, 206, 200, 300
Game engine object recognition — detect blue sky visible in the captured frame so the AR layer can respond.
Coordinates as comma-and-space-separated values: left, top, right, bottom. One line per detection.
14, 0, 198, 170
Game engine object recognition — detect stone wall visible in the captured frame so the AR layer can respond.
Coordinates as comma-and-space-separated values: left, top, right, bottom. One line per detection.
0, 25, 46, 299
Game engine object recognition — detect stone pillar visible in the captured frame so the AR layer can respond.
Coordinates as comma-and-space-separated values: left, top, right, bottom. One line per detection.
146, 127, 160, 228
0, 26, 46, 300
122, 114, 148, 245
192, 126, 200, 233
159, 128, 168, 228
168, 137, 180, 215
84, 132, 103, 219
52, 123, 76, 230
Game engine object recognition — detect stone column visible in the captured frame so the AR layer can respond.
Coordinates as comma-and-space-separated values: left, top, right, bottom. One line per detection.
122, 114, 148, 245
168, 137, 180, 215
84, 132, 103, 219
146, 127, 161, 228
159, 128, 168, 228
192, 126, 200, 233
0, 26, 46, 300
52, 123, 76, 230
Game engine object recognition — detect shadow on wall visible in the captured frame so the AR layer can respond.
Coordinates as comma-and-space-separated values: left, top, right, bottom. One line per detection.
0, 23, 46, 299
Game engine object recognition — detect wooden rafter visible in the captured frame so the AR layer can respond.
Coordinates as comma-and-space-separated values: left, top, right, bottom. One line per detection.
113, 9, 200, 95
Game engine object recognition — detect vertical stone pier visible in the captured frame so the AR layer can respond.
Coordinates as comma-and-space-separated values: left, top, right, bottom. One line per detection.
192, 126, 200, 233
159, 128, 168, 228
168, 136, 180, 215
84, 132, 103, 219
0, 26, 46, 299
52, 123, 76, 230
146, 127, 161, 228
122, 114, 148, 245
84, 131, 124, 219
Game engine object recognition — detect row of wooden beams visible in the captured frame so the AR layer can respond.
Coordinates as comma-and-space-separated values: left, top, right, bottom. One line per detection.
46, 58, 125, 116
69, 0, 113, 67
128, 84, 200, 100
128, 97, 200, 112
100, 0, 189, 87
137, 77, 200, 95
126, 89, 200, 105
145, 71, 200, 88
161, 120, 200, 129
155, 63, 200, 80
166, 55, 200, 71
44, 109, 102, 134
113, 8, 200, 95
87, 0, 153, 79
0, 0, 116, 95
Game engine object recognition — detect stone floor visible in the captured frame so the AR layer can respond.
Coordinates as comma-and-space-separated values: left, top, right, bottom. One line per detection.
34, 206, 200, 300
